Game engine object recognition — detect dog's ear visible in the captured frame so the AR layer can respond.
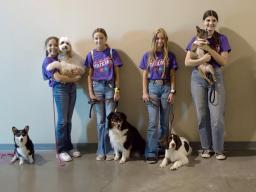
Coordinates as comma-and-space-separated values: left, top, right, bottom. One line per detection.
173, 134, 182, 150
12, 127, 18, 133
120, 112, 127, 121
107, 112, 114, 120
24, 125, 29, 133
196, 26, 200, 33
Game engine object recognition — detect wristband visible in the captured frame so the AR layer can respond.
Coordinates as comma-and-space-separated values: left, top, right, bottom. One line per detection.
114, 87, 120, 93
170, 89, 176, 94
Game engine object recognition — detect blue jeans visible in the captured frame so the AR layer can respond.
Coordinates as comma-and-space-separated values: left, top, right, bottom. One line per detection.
93, 80, 115, 156
145, 81, 172, 158
191, 68, 225, 153
53, 82, 76, 153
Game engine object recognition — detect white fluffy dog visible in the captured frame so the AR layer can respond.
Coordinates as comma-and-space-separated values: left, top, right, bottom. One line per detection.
46, 36, 85, 78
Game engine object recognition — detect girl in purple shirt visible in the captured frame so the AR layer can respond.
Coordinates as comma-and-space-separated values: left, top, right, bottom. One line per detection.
185, 10, 231, 160
84, 28, 123, 161
139, 28, 178, 164
42, 36, 81, 162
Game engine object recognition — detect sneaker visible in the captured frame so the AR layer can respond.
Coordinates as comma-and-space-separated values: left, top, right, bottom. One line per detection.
201, 149, 213, 158
158, 150, 165, 158
105, 154, 115, 161
216, 153, 226, 160
69, 150, 81, 158
96, 155, 105, 161
146, 157, 158, 164
58, 152, 72, 162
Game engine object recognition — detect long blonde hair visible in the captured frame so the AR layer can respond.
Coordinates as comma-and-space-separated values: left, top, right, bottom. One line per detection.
148, 28, 169, 78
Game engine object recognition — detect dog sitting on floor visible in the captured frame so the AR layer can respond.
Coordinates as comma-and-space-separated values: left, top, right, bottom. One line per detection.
11, 126, 34, 165
191, 26, 216, 85
107, 112, 146, 164
46, 36, 85, 79
159, 133, 192, 170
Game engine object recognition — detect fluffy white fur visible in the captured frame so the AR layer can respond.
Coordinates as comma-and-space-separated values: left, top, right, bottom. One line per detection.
46, 36, 85, 78
159, 134, 192, 170
109, 129, 130, 164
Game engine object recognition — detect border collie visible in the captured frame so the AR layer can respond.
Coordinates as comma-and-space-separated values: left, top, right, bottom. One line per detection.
107, 112, 146, 163
11, 126, 34, 165
159, 133, 192, 170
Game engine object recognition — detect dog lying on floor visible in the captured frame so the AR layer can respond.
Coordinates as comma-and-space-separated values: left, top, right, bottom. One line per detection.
191, 26, 216, 85
159, 133, 192, 170
11, 126, 34, 165
46, 36, 85, 79
107, 112, 146, 164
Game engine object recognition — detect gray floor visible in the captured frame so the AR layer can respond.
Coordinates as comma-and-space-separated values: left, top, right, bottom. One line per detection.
0, 150, 256, 192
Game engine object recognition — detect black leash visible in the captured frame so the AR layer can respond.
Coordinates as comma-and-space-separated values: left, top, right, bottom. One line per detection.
88, 99, 119, 118
207, 73, 216, 105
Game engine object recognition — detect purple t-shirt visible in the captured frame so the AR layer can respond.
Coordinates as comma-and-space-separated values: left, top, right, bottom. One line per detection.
186, 33, 231, 67
42, 56, 58, 87
84, 48, 123, 81
139, 51, 178, 80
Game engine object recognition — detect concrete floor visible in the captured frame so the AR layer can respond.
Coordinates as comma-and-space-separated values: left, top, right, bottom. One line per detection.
0, 150, 256, 192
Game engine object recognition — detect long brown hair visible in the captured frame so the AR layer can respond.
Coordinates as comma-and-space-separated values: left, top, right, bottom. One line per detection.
148, 28, 169, 78
203, 10, 220, 52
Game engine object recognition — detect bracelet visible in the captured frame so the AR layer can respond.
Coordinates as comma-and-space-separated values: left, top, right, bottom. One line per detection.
114, 87, 120, 93
170, 89, 176, 94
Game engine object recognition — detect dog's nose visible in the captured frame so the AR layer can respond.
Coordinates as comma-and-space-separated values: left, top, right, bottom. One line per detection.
20, 138, 23, 142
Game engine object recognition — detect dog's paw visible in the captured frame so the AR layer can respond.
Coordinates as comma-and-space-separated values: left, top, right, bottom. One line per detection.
159, 163, 166, 168
114, 155, 120, 161
170, 166, 178, 170
19, 160, 24, 165
119, 158, 126, 164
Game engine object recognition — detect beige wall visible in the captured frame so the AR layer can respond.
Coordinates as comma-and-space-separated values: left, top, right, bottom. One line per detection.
1, 0, 255, 144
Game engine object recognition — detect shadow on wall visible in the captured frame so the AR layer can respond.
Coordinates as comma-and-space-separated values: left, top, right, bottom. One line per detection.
118, 50, 148, 137
168, 41, 198, 141
220, 27, 256, 141
73, 39, 97, 143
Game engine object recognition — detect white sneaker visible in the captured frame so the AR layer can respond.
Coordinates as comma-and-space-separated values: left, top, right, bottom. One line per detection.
58, 152, 72, 162
96, 155, 105, 161
69, 150, 81, 158
201, 149, 213, 158
216, 153, 226, 160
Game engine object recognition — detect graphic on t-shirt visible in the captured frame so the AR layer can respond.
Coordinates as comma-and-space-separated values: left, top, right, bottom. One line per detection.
149, 58, 165, 77
93, 57, 113, 73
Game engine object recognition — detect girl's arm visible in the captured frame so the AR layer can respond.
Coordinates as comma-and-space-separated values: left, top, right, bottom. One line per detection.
113, 66, 120, 102
87, 68, 97, 100
142, 70, 149, 102
167, 69, 176, 103
185, 51, 212, 67
53, 72, 80, 83
201, 44, 229, 66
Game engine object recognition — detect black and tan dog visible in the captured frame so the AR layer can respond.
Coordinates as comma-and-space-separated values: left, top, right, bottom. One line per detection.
107, 112, 146, 163
11, 126, 34, 165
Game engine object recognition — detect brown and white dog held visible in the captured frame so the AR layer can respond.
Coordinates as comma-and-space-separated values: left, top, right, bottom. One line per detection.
159, 133, 192, 170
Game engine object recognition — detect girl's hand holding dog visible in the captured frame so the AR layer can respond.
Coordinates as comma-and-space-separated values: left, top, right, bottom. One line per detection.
201, 53, 211, 63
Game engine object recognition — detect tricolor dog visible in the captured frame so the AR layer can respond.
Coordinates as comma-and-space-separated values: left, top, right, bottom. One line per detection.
11, 126, 34, 165
159, 133, 192, 170
107, 112, 146, 164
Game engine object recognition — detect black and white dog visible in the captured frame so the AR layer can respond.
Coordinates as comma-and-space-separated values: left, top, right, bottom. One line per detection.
159, 133, 192, 170
11, 126, 34, 165
107, 112, 146, 163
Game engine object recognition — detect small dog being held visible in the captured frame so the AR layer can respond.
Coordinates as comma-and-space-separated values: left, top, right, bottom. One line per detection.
191, 26, 216, 85
107, 112, 146, 164
46, 36, 85, 79
159, 133, 192, 170
11, 126, 34, 165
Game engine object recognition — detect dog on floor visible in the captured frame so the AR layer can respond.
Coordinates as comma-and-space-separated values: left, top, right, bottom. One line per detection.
107, 112, 146, 164
159, 133, 192, 170
191, 26, 216, 85
46, 36, 85, 78
11, 126, 34, 165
